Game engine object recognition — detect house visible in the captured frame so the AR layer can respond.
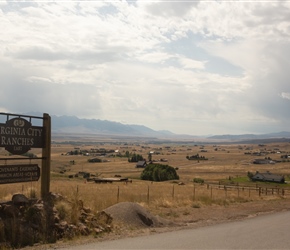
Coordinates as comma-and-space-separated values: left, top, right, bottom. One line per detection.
281, 154, 290, 159
251, 171, 285, 183
135, 160, 147, 168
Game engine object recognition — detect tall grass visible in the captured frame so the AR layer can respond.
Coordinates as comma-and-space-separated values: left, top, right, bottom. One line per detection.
0, 178, 285, 220
47, 179, 277, 212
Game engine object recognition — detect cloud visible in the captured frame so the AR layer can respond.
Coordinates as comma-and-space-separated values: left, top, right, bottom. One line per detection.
178, 57, 205, 70
0, 1, 290, 135
142, 1, 199, 17
281, 92, 290, 100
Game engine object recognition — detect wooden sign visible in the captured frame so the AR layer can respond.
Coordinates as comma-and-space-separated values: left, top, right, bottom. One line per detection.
0, 117, 44, 155
0, 164, 40, 184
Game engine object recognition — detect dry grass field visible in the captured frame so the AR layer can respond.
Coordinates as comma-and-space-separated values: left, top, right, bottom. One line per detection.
1, 137, 290, 244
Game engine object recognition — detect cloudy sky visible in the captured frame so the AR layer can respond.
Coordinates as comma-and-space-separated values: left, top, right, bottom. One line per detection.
0, 0, 290, 136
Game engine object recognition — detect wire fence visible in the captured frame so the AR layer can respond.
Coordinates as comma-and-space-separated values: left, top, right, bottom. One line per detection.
51, 180, 290, 210
1, 179, 288, 211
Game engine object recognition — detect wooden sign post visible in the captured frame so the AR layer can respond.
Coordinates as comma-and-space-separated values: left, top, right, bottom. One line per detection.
41, 113, 51, 198
0, 112, 51, 199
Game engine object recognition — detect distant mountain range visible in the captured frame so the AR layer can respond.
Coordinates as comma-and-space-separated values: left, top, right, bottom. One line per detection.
49, 114, 179, 139
18, 113, 290, 142
207, 131, 290, 140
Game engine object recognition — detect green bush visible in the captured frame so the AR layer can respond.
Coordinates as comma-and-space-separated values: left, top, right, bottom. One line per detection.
193, 178, 204, 184
140, 163, 179, 182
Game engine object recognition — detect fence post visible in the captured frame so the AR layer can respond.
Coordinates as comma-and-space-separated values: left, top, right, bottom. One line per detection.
259, 187, 261, 196
117, 186, 120, 203
210, 186, 213, 199
147, 185, 150, 204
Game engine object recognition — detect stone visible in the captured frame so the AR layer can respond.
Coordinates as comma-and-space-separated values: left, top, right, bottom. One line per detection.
2, 204, 20, 218
12, 194, 29, 206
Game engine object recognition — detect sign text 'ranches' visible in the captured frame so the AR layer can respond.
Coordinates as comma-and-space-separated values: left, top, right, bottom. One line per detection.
0, 117, 44, 154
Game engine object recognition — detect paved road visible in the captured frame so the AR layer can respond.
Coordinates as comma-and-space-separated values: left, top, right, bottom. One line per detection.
60, 211, 290, 249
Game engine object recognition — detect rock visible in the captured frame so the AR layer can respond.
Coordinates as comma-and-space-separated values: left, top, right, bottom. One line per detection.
78, 223, 90, 236
48, 193, 64, 203
83, 207, 92, 213
94, 228, 103, 234
96, 211, 113, 226
0, 193, 113, 247
12, 194, 29, 206
2, 204, 20, 218
55, 221, 69, 238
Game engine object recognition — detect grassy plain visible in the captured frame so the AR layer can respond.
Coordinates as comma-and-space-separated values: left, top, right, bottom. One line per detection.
1, 136, 290, 220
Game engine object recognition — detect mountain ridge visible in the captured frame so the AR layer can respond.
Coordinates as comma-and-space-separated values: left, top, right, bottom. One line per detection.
18, 113, 290, 141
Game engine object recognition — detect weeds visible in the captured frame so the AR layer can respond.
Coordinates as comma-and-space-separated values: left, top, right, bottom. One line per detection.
192, 202, 201, 208
55, 201, 70, 221
68, 189, 81, 225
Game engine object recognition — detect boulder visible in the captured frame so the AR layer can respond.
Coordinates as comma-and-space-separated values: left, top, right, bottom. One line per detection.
12, 194, 29, 206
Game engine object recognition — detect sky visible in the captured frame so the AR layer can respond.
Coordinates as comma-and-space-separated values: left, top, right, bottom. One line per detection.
0, 0, 290, 136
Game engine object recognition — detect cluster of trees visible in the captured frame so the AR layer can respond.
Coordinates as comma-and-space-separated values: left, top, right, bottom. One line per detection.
87, 158, 102, 163
140, 163, 179, 182
186, 154, 208, 161
114, 151, 144, 162
128, 153, 144, 162
66, 149, 115, 156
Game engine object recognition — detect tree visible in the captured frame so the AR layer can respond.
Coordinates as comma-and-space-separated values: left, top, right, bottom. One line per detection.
140, 163, 179, 182
247, 171, 254, 180
128, 153, 144, 162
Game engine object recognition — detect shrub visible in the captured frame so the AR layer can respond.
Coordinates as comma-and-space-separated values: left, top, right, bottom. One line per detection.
193, 178, 204, 184
55, 201, 70, 221
140, 163, 179, 182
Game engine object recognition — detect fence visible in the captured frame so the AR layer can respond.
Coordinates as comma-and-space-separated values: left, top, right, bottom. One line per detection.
48, 180, 290, 210
1, 179, 288, 211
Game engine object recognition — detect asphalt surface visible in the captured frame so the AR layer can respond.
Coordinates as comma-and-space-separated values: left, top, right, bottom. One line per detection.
59, 210, 290, 249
